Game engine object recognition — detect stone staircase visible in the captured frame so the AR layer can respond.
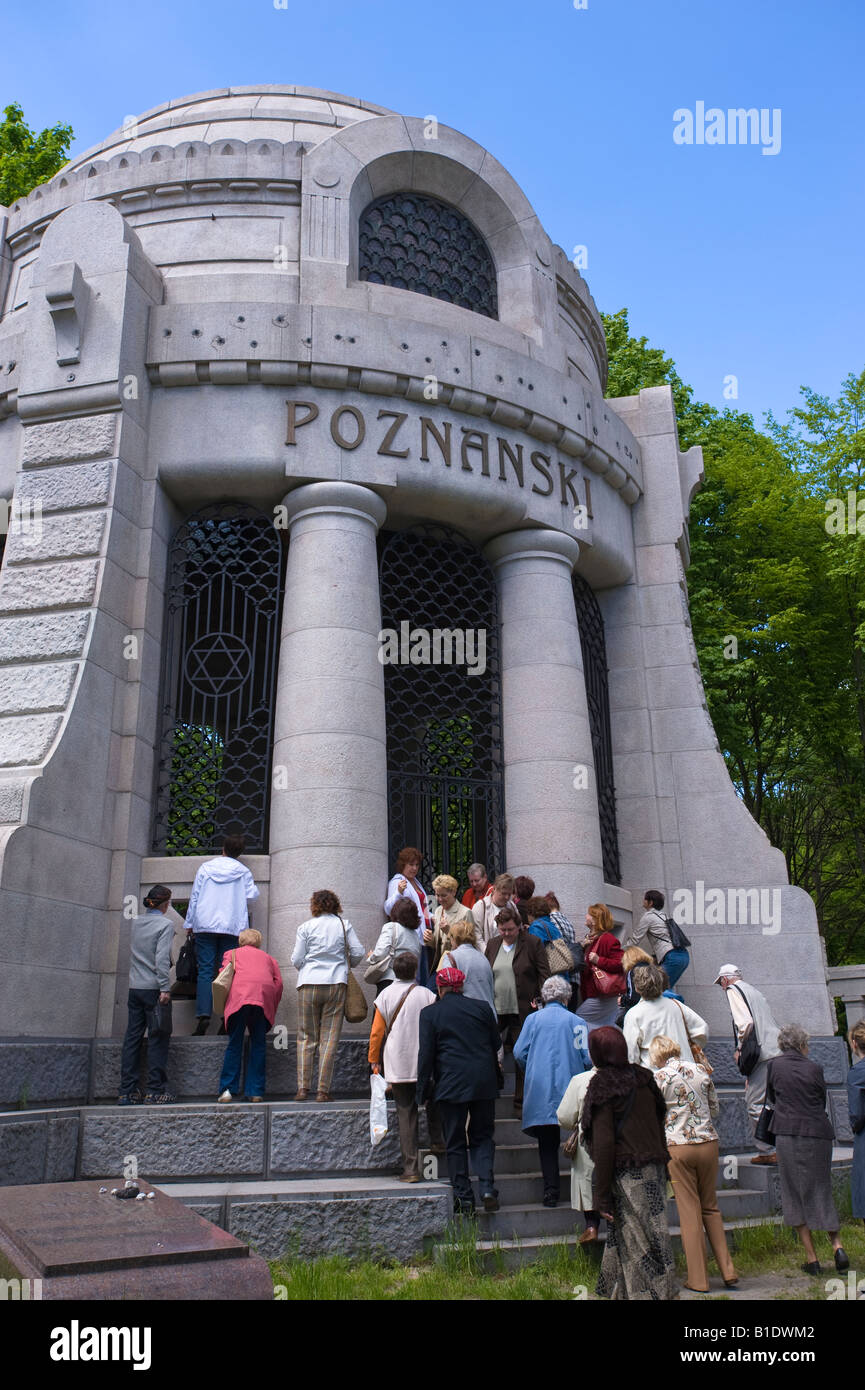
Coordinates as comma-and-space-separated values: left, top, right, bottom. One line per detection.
0, 1033, 855, 1269
432, 1062, 793, 1270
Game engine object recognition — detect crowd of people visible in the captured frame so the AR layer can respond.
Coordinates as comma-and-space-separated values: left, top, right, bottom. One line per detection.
117, 839, 865, 1300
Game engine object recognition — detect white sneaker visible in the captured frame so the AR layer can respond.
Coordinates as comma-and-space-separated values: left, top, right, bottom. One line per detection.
217, 1090, 233, 1103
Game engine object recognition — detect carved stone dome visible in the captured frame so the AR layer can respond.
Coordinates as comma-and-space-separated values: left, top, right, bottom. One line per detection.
61, 85, 394, 172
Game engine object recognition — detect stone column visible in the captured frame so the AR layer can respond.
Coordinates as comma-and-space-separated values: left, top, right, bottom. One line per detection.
484, 529, 605, 921
269, 482, 389, 1023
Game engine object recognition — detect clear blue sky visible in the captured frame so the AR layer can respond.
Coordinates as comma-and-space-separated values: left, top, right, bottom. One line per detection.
2, 0, 862, 425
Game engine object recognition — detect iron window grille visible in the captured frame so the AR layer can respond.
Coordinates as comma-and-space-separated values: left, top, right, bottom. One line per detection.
573, 573, 621, 885
378, 524, 505, 891
152, 503, 285, 855
359, 192, 498, 319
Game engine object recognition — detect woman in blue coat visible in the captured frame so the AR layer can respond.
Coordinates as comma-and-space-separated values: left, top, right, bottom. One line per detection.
848, 1020, 865, 1227
513, 975, 592, 1207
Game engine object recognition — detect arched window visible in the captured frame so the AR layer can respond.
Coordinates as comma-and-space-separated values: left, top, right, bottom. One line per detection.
573, 574, 620, 885
152, 503, 285, 855
359, 193, 498, 319
379, 525, 504, 887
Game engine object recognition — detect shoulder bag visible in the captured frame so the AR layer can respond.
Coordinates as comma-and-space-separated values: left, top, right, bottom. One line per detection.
730, 984, 761, 1076
211, 949, 237, 1016
340, 917, 368, 1023
364, 923, 396, 983
535, 919, 577, 975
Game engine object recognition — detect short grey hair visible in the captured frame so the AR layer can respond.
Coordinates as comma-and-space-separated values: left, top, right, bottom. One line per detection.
468, 862, 486, 878
778, 1023, 809, 1054
541, 975, 571, 1005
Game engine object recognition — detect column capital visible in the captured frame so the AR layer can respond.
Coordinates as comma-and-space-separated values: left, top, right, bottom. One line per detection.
280, 481, 388, 533
483, 528, 580, 572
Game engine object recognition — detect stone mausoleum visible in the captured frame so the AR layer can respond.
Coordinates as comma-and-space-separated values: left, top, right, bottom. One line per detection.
0, 86, 838, 1063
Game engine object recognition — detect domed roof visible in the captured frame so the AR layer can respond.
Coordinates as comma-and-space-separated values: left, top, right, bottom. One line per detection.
62, 85, 394, 174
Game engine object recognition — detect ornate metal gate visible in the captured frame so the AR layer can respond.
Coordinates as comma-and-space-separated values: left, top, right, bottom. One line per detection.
573, 574, 621, 884
379, 525, 505, 889
152, 503, 284, 855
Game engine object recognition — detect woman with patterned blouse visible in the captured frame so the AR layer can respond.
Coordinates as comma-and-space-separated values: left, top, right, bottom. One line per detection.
650, 1035, 738, 1294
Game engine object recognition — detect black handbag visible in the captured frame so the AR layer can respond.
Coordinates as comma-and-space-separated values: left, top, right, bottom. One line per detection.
175, 936, 198, 984
754, 1101, 776, 1146
731, 986, 761, 1076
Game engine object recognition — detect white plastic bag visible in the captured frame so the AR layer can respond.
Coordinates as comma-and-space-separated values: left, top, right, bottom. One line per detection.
369, 1071, 389, 1147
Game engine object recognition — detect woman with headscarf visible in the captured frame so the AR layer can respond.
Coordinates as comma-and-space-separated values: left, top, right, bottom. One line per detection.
581, 1025, 677, 1301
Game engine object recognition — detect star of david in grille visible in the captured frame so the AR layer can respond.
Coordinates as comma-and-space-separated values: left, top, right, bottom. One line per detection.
184, 632, 251, 697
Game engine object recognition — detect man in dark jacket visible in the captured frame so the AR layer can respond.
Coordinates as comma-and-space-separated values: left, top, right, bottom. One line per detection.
417, 966, 502, 1214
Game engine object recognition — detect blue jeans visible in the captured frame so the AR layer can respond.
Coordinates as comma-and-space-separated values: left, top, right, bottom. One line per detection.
663, 949, 690, 988
195, 932, 239, 1017
219, 1004, 268, 1097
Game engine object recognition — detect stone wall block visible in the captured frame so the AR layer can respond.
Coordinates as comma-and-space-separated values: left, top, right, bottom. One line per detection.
21, 415, 116, 467
0, 612, 90, 664
0, 663, 77, 715
0, 714, 62, 766
16, 460, 112, 513
0, 560, 100, 613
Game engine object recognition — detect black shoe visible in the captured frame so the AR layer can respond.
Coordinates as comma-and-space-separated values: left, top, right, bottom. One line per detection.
217, 1021, 227, 1036
801, 1261, 822, 1276
835, 1247, 850, 1272
193, 1017, 210, 1036
116, 1092, 141, 1106
542, 1193, 559, 1208
482, 1190, 499, 1212
454, 1200, 476, 1217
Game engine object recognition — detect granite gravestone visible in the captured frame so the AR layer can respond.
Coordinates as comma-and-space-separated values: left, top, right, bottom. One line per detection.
0, 1181, 272, 1300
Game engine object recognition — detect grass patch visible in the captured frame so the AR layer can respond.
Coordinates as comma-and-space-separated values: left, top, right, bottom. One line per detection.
271, 1229, 600, 1301
270, 1217, 865, 1300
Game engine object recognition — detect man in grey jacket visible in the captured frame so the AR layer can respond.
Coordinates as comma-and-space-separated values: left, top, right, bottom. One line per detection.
716, 963, 781, 1163
118, 885, 175, 1105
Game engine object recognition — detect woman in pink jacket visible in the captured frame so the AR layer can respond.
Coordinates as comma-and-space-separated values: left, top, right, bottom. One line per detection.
217, 929, 283, 1102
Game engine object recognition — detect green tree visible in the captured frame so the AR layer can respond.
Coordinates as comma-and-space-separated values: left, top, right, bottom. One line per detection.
603, 310, 865, 964
0, 102, 73, 206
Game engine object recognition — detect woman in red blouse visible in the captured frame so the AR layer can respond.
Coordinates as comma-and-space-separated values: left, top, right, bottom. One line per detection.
580, 903, 625, 1031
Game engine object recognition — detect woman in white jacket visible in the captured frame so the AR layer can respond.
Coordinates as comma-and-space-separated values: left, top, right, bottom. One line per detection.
557, 1065, 600, 1244
623, 964, 708, 1068
291, 889, 364, 1102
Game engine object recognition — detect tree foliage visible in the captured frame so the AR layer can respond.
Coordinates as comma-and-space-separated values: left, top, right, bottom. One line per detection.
603, 310, 865, 964
0, 102, 73, 206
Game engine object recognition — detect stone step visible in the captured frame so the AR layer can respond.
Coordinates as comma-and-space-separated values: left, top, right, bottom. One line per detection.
154, 1175, 452, 1262
472, 1186, 770, 1242
438, 1215, 787, 1272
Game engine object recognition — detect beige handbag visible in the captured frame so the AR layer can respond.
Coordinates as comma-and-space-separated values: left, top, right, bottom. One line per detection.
211, 950, 236, 1016
340, 918, 368, 1023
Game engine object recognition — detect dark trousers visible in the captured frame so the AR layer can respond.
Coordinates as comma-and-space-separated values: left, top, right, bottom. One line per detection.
498, 1013, 525, 1101
439, 1098, 496, 1208
526, 1123, 561, 1199
390, 1085, 445, 1176
120, 988, 170, 1094
219, 1004, 268, 1097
